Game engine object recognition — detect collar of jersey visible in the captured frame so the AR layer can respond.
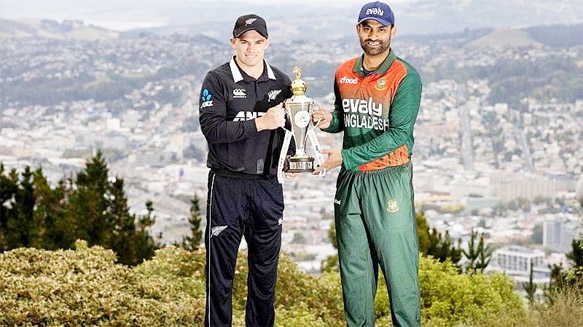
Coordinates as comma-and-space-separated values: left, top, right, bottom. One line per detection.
230, 57, 276, 82
352, 50, 397, 77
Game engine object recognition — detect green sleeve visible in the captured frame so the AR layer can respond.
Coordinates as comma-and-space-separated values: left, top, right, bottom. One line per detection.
342, 70, 422, 171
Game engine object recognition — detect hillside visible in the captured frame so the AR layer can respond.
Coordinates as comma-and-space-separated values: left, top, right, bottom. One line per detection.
398, 24, 583, 49
0, 18, 118, 41
466, 29, 542, 48
1, 17, 582, 51
1, 0, 582, 41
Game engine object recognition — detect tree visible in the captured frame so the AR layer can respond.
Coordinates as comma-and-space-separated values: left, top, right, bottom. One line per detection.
567, 238, 583, 268
133, 200, 158, 264
292, 232, 307, 244
66, 152, 111, 246
462, 229, 492, 274
0, 166, 54, 251
0, 152, 160, 265
545, 236, 583, 301
426, 228, 462, 267
0, 165, 18, 251
416, 212, 431, 254
67, 152, 159, 265
321, 221, 338, 273
181, 193, 203, 251
31, 167, 68, 250
524, 260, 537, 307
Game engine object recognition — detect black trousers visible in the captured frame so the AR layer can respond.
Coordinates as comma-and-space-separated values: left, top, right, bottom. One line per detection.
204, 171, 284, 327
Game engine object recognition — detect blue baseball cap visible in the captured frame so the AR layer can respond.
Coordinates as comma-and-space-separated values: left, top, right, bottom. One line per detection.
357, 1, 395, 26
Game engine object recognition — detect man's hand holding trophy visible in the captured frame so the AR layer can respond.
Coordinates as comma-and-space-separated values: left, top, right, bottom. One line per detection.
277, 66, 326, 183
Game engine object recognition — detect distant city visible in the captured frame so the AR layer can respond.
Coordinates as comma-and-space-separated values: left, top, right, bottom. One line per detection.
0, 16, 582, 294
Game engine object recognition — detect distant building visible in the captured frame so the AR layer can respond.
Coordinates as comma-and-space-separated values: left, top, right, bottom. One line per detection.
543, 216, 580, 253
103, 132, 128, 150
463, 196, 501, 211
490, 245, 550, 291
133, 152, 165, 168
491, 173, 555, 202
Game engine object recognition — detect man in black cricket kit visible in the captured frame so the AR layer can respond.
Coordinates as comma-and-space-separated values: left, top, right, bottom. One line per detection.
198, 13, 293, 327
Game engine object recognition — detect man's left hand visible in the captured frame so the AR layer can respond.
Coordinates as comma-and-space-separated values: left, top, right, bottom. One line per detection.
313, 148, 342, 175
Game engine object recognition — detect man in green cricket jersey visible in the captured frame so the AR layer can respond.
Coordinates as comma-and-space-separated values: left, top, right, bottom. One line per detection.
312, 1, 422, 326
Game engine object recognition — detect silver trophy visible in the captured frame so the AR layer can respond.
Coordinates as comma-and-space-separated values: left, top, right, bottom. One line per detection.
285, 66, 317, 173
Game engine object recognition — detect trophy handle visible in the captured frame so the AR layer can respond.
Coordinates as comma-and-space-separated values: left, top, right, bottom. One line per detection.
307, 129, 326, 177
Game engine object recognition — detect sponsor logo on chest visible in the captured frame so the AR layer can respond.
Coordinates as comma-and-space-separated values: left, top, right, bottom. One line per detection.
339, 76, 358, 84
233, 88, 246, 98
342, 97, 383, 117
234, 111, 266, 121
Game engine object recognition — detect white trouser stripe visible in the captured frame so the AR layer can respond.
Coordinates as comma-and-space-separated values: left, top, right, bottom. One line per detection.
207, 173, 216, 327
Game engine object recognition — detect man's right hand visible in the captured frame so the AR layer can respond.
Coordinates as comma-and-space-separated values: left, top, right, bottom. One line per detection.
312, 108, 332, 129
255, 103, 286, 131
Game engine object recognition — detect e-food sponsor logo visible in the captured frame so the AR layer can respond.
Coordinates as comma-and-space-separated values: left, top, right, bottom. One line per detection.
339, 76, 358, 85
268, 89, 282, 101
233, 88, 246, 98
200, 88, 213, 108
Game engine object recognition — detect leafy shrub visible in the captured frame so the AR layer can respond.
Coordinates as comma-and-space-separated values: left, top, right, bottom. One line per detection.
0, 242, 548, 327
0, 241, 203, 326
419, 255, 526, 326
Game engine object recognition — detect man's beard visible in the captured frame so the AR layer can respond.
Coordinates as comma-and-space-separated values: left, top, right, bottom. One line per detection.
360, 39, 390, 56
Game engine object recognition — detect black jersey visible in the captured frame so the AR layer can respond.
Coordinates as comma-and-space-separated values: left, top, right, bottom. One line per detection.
199, 57, 293, 176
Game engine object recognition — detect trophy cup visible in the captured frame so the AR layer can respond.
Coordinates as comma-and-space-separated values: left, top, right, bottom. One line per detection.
285, 66, 317, 173
277, 66, 324, 183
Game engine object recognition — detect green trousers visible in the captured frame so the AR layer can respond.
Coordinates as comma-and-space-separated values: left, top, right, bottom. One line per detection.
334, 163, 420, 327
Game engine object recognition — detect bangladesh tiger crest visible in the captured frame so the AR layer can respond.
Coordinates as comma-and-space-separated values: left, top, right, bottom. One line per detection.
375, 79, 386, 91
386, 199, 399, 213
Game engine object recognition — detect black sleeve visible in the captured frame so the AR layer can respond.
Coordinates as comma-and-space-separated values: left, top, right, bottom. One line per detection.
199, 71, 257, 145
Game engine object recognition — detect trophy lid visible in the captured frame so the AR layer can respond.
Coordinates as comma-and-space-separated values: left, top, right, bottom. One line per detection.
291, 66, 307, 96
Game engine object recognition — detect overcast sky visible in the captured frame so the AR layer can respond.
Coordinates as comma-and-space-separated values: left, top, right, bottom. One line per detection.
0, 0, 413, 30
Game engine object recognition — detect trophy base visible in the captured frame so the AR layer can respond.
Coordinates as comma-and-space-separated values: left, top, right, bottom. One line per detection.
286, 157, 315, 173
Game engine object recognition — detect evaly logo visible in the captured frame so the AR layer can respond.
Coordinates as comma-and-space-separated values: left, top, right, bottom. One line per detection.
245, 18, 257, 26
200, 88, 213, 108
278, 217, 284, 225
342, 97, 383, 116
339, 76, 358, 84
233, 89, 246, 98
268, 89, 282, 101
366, 8, 384, 16
211, 225, 228, 237
334, 198, 341, 205
234, 111, 266, 121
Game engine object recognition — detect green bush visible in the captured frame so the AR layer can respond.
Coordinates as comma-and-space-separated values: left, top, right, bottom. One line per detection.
0, 242, 554, 327
0, 241, 203, 326
419, 255, 526, 326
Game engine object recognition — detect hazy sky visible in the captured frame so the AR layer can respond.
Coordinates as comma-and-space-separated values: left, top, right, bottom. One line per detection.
0, 0, 412, 30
